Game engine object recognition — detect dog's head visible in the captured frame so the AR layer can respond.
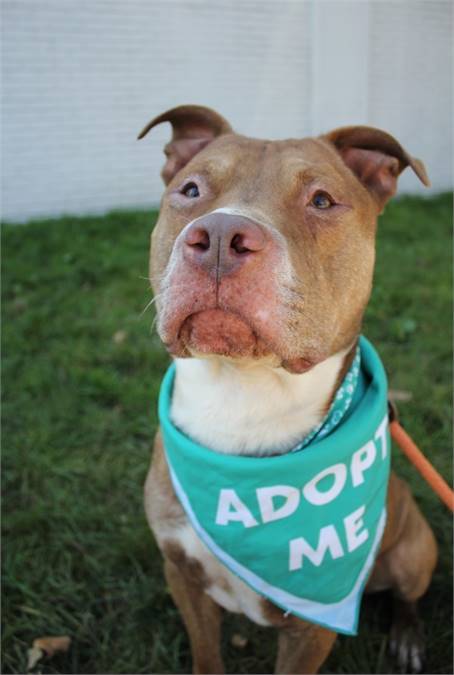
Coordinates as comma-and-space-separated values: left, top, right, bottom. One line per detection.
139, 105, 429, 373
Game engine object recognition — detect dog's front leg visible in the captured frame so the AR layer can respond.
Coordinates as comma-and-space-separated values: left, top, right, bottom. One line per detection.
367, 474, 438, 673
274, 618, 337, 674
164, 558, 225, 674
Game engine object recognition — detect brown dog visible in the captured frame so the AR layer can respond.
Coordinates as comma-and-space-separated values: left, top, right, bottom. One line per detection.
140, 105, 437, 674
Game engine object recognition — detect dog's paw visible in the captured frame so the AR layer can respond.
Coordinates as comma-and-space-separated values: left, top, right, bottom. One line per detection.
389, 613, 425, 674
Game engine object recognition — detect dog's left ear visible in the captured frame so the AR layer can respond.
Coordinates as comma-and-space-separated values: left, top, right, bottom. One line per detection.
138, 104, 232, 185
323, 126, 430, 210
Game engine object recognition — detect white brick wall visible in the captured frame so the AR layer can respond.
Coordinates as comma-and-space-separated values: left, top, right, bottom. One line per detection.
1, 0, 452, 223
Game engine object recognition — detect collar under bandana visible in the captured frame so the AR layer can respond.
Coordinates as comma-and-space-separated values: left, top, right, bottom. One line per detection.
158, 336, 390, 635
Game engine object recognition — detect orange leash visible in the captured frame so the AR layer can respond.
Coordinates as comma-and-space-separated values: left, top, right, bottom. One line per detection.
389, 418, 454, 512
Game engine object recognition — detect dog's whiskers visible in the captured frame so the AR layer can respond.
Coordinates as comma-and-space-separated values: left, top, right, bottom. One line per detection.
140, 282, 194, 318
150, 313, 160, 335
140, 293, 162, 317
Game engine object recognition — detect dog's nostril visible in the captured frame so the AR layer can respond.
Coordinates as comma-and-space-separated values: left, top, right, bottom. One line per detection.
193, 237, 210, 251
186, 227, 210, 251
231, 233, 251, 254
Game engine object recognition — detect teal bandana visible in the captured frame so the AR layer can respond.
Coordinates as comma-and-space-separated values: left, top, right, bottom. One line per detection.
158, 336, 390, 635
292, 345, 361, 450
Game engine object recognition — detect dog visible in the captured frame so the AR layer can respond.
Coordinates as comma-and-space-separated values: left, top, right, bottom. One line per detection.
139, 105, 437, 674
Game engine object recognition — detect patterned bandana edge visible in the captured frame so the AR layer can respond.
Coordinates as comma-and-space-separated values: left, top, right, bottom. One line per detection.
292, 344, 362, 451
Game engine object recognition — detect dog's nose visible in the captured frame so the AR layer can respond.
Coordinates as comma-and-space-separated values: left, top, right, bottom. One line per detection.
183, 213, 267, 278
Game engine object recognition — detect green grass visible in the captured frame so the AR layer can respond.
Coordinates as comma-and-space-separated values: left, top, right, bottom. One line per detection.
2, 194, 452, 674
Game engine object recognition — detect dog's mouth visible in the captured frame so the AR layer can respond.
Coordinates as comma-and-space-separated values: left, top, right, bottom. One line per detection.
178, 309, 272, 359
157, 255, 320, 372
168, 309, 316, 373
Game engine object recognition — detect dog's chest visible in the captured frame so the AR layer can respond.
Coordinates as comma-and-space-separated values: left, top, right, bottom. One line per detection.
170, 351, 348, 456
155, 351, 348, 626
171, 521, 273, 626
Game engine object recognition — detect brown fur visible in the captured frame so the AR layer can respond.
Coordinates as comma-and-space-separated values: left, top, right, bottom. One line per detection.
140, 105, 438, 673
149, 132, 378, 366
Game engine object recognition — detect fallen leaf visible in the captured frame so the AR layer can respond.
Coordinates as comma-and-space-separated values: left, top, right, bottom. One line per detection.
27, 646, 43, 671
231, 633, 248, 648
32, 635, 71, 658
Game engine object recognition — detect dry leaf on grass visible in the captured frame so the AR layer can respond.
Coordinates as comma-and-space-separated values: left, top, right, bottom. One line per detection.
33, 635, 71, 656
27, 647, 43, 671
27, 636, 71, 671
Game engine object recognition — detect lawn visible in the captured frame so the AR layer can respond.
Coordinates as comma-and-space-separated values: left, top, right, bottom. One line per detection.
2, 193, 452, 674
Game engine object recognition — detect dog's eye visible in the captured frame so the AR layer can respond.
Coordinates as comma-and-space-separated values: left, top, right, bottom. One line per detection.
181, 182, 200, 198
310, 191, 335, 209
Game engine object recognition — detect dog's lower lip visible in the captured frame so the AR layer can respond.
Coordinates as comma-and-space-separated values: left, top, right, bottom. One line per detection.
281, 356, 315, 374
172, 310, 317, 371
177, 309, 255, 337
178, 308, 262, 357
163, 309, 318, 369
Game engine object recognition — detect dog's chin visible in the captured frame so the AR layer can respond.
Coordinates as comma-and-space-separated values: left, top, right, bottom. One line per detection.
164, 309, 316, 373
177, 309, 271, 359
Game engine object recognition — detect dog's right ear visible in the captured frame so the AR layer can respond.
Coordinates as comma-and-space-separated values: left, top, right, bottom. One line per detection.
138, 105, 232, 185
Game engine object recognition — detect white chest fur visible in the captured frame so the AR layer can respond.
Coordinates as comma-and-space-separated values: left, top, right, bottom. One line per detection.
171, 350, 349, 456
160, 350, 348, 624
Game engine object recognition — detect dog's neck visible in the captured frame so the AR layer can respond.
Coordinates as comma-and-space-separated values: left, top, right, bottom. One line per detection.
170, 347, 352, 457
